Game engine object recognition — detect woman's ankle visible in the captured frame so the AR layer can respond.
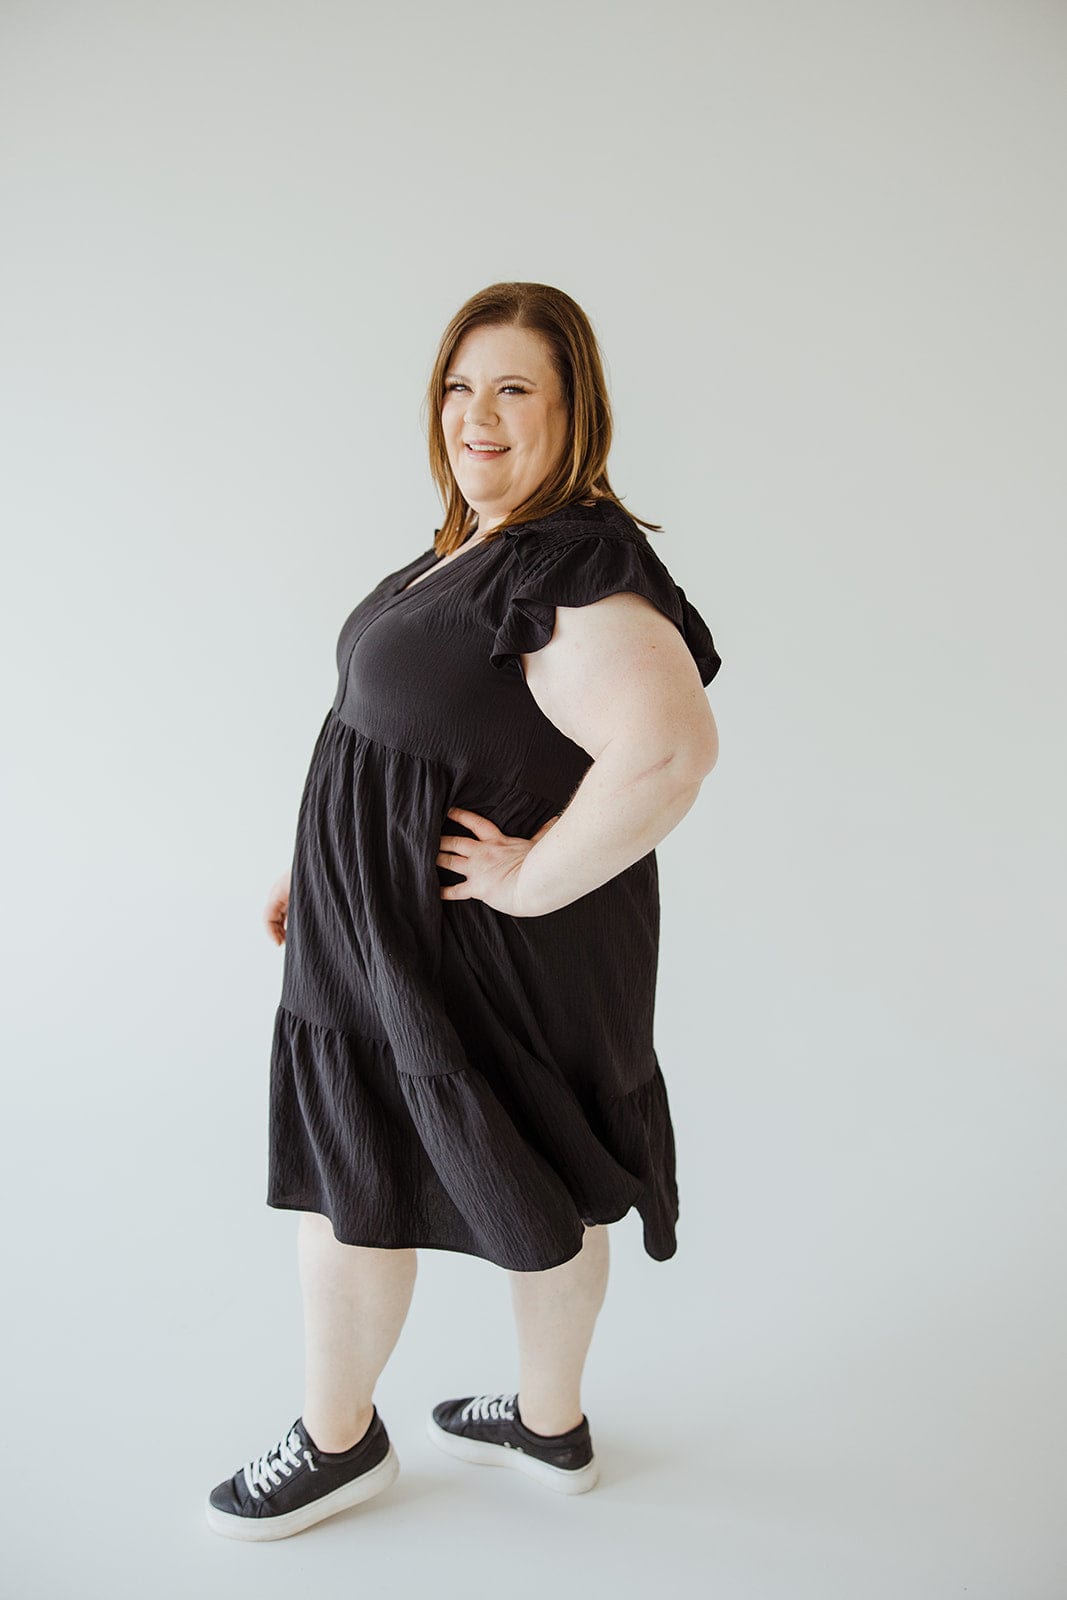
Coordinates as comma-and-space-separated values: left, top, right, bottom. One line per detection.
515, 1395, 584, 1436
302, 1402, 376, 1454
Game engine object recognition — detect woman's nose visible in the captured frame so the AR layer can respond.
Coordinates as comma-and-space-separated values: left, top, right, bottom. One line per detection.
465, 401, 498, 425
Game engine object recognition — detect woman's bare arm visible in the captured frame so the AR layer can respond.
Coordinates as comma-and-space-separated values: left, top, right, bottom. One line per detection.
513, 591, 719, 917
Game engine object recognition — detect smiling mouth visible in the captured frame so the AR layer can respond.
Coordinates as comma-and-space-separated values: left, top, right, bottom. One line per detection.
465, 443, 510, 455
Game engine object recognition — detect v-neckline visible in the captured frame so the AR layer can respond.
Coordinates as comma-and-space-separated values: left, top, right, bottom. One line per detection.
394, 532, 498, 594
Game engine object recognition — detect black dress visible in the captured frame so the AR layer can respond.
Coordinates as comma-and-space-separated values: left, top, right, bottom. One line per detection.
266, 496, 722, 1271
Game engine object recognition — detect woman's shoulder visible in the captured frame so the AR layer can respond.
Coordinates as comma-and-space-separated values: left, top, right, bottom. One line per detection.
488, 496, 722, 687
503, 496, 650, 565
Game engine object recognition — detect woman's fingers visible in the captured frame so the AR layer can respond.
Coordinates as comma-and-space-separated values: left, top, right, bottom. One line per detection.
437, 840, 470, 874
445, 804, 503, 839
264, 873, 290, 945
438, 833, 474, 857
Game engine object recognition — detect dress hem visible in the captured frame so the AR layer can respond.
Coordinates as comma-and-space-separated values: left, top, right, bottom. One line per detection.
264, 1192, 675, 1271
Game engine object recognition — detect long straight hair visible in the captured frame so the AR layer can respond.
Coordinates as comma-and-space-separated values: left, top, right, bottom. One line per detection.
421, 282, 662, 556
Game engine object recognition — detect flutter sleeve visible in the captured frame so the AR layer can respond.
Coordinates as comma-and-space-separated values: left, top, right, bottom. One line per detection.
489, 532, 722, 686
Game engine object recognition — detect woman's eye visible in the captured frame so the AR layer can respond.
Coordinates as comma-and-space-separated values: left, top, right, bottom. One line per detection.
443, 382, 527, 395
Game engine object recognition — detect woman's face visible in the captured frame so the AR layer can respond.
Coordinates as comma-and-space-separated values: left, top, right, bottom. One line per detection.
441, 324, 570, 533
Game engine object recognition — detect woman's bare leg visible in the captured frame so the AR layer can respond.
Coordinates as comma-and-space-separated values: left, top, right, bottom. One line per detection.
506, 1223, 610, 1436
297, 1212, 417, 1453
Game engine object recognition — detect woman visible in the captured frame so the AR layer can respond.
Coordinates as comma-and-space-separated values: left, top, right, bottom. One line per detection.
206, 281, 722, 1540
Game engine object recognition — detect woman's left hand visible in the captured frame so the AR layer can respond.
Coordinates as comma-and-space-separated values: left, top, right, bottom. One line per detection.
437, 804, 560, 915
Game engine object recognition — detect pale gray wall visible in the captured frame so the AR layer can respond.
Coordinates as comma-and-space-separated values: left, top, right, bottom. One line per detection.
2, 2, 1064, 1596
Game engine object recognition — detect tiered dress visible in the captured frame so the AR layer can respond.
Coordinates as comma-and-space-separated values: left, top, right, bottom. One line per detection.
266, 496, 722, 1271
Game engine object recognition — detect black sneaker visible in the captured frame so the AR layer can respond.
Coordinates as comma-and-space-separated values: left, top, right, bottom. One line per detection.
427, 1390, 598, 1494
206, 1408, 399, 1541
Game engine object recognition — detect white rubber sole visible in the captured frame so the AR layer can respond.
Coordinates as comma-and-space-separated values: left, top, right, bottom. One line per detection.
426, 1416, 599, 1495
205, 1442, 401, 1541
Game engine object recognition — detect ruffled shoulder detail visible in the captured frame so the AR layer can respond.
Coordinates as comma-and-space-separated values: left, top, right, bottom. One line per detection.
489, 528, 722, 687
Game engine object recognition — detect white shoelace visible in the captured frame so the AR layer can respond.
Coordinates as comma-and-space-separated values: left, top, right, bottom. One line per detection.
461, 1391, 518, 1423
243, 1424, 317, 1500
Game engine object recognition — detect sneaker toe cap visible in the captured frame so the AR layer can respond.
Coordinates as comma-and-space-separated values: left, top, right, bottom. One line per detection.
209, 1477, 242, 1514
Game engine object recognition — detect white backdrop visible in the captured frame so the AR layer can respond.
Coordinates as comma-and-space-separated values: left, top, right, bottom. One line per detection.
2, 2, 1064, 1596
